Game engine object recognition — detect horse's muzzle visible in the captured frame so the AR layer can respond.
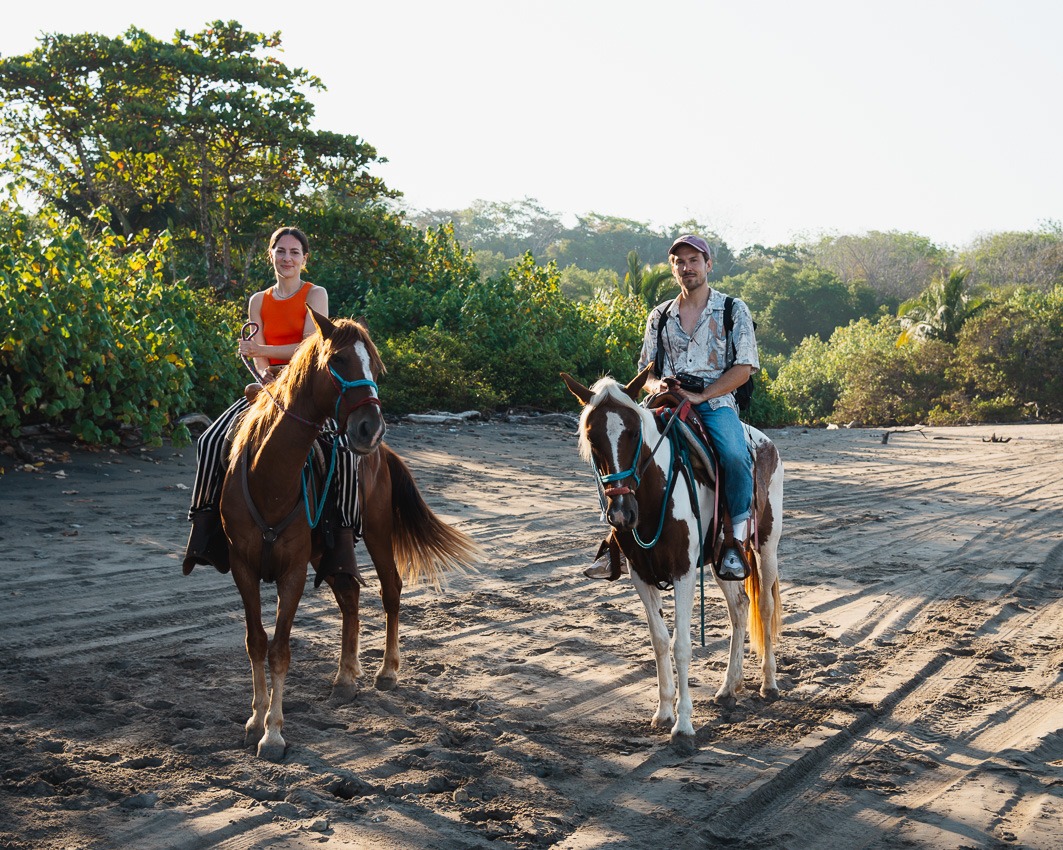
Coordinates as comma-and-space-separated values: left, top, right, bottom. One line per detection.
345, 407, 386, 454
606, 493, 638, 530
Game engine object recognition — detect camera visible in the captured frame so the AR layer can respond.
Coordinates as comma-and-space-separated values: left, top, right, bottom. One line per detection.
674, 372, 707, 393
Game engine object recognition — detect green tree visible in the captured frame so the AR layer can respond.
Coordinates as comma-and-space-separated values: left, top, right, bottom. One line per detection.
898, 266, 989, 344
559, 264, 617, 302
0, 207, 243, 443
410, 198, 564, 258
811, 230, 948, 301
950, 286, 1063, 419
773, 314, 931, 425
0, 22, 397, 289
959, 224, 1063, 291
622, 249, 676, 309
729, 260, 882, 357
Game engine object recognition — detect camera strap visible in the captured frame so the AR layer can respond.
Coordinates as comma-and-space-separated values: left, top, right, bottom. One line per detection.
652, 299, 676, 378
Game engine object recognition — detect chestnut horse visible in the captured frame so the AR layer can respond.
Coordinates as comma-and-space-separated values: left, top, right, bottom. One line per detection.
220, 307, 479, 760
562, 366, 783, 744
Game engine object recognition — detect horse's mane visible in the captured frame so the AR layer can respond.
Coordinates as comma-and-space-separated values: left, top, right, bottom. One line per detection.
576, 377, 653, 464
229, 318, 383, 466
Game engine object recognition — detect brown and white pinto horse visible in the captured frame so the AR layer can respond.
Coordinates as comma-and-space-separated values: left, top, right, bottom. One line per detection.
562, 366, 783, 743
221, 307, 480, 760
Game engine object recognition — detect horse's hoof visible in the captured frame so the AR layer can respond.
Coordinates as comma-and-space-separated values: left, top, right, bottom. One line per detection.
669, 732, 697, 754
650, 715, 676, 732
257, 738, 287, 762
713, 694, 738, 709
374, 672, 398, 691
330, 682, 360, 703
761, 687, 781, 702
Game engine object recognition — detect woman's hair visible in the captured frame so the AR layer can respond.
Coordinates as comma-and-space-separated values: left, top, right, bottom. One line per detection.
267, 226, 310, 259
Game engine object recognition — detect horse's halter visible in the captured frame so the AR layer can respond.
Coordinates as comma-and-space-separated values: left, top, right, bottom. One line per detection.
240, 320, 381, 434
592, 399, 683, 499
596, 429, 644, 497
327, 364, 380, 427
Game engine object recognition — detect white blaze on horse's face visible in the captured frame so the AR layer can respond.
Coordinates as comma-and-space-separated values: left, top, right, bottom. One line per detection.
605, 411, 625, 476
340, 339, 386, 452
353, 342, 378, 398
595, 407, 639, 530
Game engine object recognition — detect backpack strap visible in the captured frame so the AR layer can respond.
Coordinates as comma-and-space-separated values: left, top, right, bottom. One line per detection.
723, 296, 736, 367
652, 299, 675, 378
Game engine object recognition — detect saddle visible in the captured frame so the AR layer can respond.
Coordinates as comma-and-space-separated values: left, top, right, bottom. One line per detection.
643, 390, 716, 479
225, 429, 356, 586
589, 391, 758, 583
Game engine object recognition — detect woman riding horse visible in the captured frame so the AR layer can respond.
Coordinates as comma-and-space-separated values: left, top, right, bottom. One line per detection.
181, 226, 361, 585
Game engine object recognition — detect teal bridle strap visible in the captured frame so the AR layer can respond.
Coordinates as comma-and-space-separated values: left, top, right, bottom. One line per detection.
299, 367, 379, 530
328, 365, 379, 420
597, 430, 644, 491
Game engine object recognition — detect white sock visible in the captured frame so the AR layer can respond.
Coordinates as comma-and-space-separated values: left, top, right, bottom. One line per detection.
732, 520, 749, 544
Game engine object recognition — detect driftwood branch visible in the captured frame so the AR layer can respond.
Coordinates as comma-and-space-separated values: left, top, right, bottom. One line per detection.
880, 426, 928, 445
982, 432, 1011, 443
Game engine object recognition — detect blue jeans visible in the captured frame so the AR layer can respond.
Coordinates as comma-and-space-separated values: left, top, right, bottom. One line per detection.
693, 403, 752, 525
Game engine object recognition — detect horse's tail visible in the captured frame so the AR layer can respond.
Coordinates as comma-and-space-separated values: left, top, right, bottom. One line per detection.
384, 444, 482, 588
744, 550, 782, 658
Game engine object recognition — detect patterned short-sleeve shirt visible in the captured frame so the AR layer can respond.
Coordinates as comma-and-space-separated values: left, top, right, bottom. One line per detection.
638, 290, 759, 413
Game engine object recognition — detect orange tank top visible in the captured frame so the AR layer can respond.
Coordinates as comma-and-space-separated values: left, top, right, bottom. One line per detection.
260, 281, 313, 365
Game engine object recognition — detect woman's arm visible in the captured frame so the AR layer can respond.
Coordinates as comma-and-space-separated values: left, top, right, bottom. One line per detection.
237, 286, 331, 369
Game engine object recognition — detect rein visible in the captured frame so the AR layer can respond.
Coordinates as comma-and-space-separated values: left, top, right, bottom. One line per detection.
236, 320, 382, 560
591, 400, 712, 645
239, 321, 381, 435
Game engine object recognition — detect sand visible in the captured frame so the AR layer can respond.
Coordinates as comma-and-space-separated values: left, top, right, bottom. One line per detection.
1, 418, 1061, 849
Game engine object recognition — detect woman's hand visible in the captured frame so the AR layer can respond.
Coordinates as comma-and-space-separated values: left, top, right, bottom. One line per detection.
238, 338, 263, 359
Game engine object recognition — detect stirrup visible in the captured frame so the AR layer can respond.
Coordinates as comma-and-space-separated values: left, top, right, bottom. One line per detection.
317, 528, 368, 588
182, 509, 230, 575
713, 544, 750, 582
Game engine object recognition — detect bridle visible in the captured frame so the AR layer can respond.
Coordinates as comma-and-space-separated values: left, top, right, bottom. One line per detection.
592, 400, 685, 498
236, 321, 385, 565
240, 320, 380, 435
588, 394, 714, 638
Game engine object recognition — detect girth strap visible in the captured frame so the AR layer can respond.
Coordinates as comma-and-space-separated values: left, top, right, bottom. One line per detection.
240, 446, 304, 583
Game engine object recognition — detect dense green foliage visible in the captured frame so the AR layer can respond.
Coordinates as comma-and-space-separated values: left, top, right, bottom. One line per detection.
0, 209, 243, 445
363, 227, 647, 413
2, 23, 1062, 446
0, 21, 400, 291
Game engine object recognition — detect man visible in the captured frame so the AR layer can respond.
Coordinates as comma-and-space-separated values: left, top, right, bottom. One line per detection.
588, 234, 758, 581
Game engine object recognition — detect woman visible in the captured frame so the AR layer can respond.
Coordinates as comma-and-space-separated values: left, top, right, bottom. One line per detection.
182, 226, 362, 584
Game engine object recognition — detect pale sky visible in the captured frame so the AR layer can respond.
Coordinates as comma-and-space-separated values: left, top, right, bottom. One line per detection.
3, 1, 1061, 250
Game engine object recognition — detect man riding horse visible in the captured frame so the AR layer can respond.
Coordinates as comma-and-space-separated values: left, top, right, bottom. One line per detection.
588, 233, 759, 582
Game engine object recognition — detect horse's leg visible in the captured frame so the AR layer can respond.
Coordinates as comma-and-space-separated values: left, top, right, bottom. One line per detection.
358, 455, 403, 692
755, 530, 783, 700
753, 440, 784, 700
257, 566, 305, 761
231, 563, 269, 745
631, 574, 676, 732
363, 525, 403, 690
714, 577, 750, 708
327, 575, 363, 698
670, 573, 696, 741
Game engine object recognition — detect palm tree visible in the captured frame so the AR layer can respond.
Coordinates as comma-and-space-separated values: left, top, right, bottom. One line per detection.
622, 250, 677, 310
898, 266, 989, 344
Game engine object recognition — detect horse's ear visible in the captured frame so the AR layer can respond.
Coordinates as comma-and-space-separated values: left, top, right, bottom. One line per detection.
623, 363, 654, 401
560, 372, 594, 406
307, 305, 336, 339
356, 315, 369, 331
